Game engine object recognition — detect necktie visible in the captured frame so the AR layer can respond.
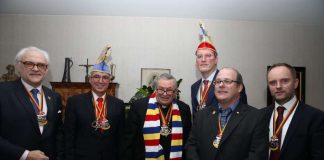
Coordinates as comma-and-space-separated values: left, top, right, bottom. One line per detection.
97, 97, 103, 108
220, 108, 232, 129
202, 80, 209, 96
270, 106, 285, 160
30, 89, 39, 112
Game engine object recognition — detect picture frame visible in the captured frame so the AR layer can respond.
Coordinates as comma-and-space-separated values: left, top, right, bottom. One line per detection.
141, 68, 171, 87
267, 66, 306, 105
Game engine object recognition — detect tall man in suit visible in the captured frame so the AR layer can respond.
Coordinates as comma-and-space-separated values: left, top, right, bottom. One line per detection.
64, 45, 125, 160
121, 73, 191, 160
263, 63, 324, 160
0, 46, 64, 160
186, 67, 268, 160
191, 23, 247, 113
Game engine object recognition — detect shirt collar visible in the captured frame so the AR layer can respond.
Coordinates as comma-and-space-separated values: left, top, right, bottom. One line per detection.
218, 99, 240, 112
91, 91, 106, 101
275, 95, 297, 110
21, 79, 42, 92
202, 70, 217, 83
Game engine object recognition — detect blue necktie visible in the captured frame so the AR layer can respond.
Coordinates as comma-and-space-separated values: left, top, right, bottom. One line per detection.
220, 108, 232, 128
30, 89, 39, 112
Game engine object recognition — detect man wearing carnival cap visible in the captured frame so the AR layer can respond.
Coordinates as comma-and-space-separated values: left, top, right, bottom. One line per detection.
191, 23, 247, 114
121, 73, 191, 160
64, 45, 125, 160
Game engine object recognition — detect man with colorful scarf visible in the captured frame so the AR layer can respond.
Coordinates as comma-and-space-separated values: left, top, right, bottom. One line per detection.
121, 73, 191, 160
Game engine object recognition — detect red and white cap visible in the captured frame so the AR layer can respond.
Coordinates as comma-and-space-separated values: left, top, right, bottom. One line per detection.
197, 22, 217, 52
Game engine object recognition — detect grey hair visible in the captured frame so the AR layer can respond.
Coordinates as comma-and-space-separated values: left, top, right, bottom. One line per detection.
157, 73, 178, 89
15, 46, 50, 64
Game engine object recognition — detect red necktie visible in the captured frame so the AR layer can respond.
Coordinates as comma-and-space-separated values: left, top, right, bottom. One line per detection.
270, 106, 285, 160
97, 97, 103, 108
203, 80, 209, 96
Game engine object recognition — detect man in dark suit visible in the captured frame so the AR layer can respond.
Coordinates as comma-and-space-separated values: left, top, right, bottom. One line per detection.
191, 23, 247, 113
0, 46, 64, 160
262, 63, 324, 160
121, 73, 191, 160
64, 45, 125, 160
186, 67, 268, 160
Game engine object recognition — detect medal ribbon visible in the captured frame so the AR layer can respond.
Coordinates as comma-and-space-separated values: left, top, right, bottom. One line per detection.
93, 96, 107, 122
217, 113, 229, 137
158, 104, 173, 127
25, 87, 44, 114
272, 100, 299, 136
199, 80, 211, 107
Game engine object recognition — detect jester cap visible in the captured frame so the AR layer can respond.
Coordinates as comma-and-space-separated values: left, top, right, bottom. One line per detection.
197, 22, 217, 53
91, 45, 113, 75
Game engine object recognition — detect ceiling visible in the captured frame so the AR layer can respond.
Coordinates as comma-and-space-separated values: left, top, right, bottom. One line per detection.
1, 0, 324, 25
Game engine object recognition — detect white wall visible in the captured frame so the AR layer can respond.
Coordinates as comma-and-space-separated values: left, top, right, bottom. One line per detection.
1, 14, 323, 110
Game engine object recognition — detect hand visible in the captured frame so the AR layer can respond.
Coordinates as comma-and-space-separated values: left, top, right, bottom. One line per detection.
26, 150, 49, 160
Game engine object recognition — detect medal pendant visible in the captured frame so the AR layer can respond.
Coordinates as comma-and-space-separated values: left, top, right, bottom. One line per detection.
100, 118, 111, 130
37, 112, 47, 126
269, 135, 279, 151
213, 135, 221, 149
160, 126, 171, 136
91, 121, 99, 130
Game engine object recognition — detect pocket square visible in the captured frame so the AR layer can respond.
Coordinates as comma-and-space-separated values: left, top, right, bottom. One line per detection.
57, 110, 62, 113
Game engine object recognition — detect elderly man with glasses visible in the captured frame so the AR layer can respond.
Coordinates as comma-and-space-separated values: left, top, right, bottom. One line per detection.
186, 67, 268, 160
63, 46, 125, 160
121, 73, 191, 160
0, 46, 64, 160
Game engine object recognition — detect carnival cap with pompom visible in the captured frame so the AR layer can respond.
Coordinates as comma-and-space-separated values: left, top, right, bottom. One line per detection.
91, 44, 113, 74
197, 22, 217, 52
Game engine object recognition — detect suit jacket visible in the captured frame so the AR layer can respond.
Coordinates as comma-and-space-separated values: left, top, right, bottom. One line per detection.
185, 102, 268, 160
191, 70, 248, 113
0, 79, 63, 160
261, 102, 324, 160
121, 97, 192, 160
64, 92, 125, 160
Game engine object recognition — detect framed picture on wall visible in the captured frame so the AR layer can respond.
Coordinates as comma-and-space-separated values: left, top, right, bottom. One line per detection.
141, 68, 171, 87
267, 66, 306, 105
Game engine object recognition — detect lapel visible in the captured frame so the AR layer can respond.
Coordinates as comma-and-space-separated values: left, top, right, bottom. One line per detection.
14, 80, 41, 135
205, 107, 219, 158
206, 70, 218, 106
220, 103, 248, 144
42, 87, 54, 135
192, 79, 201, 108
280, 102, 304, 153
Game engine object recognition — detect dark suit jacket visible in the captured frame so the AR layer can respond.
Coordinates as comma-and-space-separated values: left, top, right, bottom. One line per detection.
261, 102, 324, 160
64, 92, 125, 160
121, 97, 192, 160
191, 70, 248, 113
185, 102, 268, 160
0, 79, 63, 160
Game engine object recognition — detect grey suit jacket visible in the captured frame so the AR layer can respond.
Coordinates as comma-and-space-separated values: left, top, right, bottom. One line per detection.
185, 102, 268, 160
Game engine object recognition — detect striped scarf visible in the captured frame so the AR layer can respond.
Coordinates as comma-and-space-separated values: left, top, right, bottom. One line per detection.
143, 92, 183, 160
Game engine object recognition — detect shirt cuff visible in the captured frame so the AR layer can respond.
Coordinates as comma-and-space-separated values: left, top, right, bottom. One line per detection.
19, 150, 29, 160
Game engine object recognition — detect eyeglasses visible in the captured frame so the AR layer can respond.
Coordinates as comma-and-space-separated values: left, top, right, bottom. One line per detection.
91, 75, 110, 82
156, 88, 176, 95
214, 79, 239, 86
20, 61, 48, 71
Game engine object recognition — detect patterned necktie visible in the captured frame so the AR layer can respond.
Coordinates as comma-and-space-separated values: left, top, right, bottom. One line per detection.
97, 97, 103, 108
270, 106, 285, 160
30, 89, 39, 112
202, 80, 209, 96
220, 108, 232, 129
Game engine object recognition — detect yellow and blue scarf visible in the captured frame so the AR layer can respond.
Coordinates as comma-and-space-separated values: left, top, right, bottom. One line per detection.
143, 92, 183, 160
